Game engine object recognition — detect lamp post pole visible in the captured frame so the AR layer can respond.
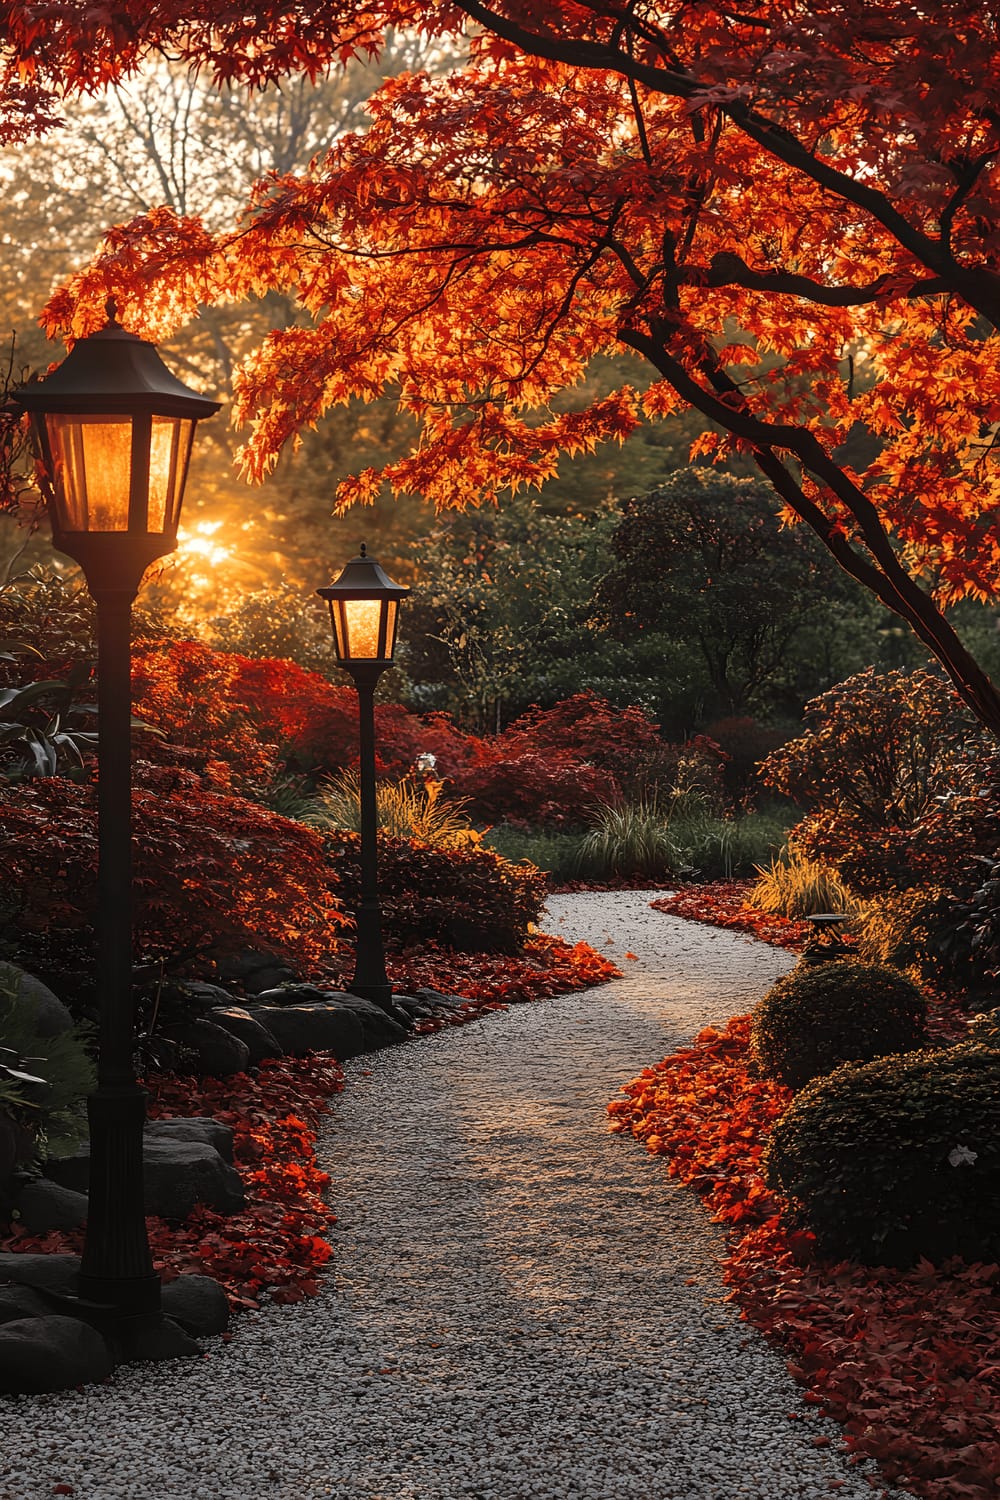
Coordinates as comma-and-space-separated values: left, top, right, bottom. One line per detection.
317, 545, 409, 1015
81, 579, 159, 1315
16, 304, 219, 1342
349, 661, 392, 1006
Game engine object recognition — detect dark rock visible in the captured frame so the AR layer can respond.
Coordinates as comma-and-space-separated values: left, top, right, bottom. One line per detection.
14, 1178, 88, 1234
327, 993, 411, 1048
207, 1005, 284, 1064
0, 1314, 113, 1393
412, 987, 467, 1012
158, 1019, 251, 1077
253, 983, 329, 1006
161, 1273, 230, 1336
217, 950, 299, 995
0, 1285, 52, 1324
392, 995, 434, 1019
47, 1141, 245, 1220
144, 1117, 235, 1164
116, 1314, 200, 1364
0, 961, 73, 1037
174, 981, 239, 1012
245, 1002, 366, 1060
0, 1252, 81, 1294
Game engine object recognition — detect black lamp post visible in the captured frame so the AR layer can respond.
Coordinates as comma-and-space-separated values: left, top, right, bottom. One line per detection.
16, 302, 220, 1335
317, 545, 409, 1012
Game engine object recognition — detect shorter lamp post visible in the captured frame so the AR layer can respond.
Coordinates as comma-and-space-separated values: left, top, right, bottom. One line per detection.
318, 545, 409, 1012
16, 302, 220, 1334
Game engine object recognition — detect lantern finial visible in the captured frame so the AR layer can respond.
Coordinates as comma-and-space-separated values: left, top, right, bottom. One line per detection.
105, 296, 119, 324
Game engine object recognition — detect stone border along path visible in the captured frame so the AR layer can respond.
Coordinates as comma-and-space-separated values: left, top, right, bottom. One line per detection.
0, 891, 917, 1500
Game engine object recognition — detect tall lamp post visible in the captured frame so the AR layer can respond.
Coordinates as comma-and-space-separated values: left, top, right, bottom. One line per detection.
318, 545, 409, 1013
16, 302, 220, 1338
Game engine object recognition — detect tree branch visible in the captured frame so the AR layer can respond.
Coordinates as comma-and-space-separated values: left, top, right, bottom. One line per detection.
619, 326, 1000, 732
701, 251, 949, 306
453, 0, 1000, 327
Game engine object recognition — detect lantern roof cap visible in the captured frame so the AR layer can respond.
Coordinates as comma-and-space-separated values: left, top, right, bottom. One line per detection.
317, 544, 410, 602
15, 301, 221, 419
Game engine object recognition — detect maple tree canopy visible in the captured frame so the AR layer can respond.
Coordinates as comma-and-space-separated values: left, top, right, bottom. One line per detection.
5, 1, 1000, 729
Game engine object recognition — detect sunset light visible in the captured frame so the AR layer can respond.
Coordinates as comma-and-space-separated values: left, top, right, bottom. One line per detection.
175, 518, 235, 586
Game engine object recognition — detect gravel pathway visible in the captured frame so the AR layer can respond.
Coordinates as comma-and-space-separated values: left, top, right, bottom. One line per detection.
1, 891, 914, 1500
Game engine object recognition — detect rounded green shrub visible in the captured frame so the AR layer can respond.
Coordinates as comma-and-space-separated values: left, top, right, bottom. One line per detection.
750, 959, 927, 1090
763, 1043, 1000, 1266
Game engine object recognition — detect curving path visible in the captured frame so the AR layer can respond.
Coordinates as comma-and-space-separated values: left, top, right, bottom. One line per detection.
1, 892, 914, 1500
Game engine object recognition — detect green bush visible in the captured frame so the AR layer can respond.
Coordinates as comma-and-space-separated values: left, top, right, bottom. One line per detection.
857, 884, 974, 988
750, 959, 928, 1090
763, 1042, 1000, 1266
326, 831, 547, 954
0, 973, 95, 1170
482, 824, 590, 884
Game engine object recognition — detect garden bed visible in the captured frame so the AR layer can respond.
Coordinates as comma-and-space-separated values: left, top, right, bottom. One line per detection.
613, 897, 997, 1500
1, 934, 617, 1316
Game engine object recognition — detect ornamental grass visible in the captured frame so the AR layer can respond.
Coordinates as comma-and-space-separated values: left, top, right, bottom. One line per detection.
308, 769, 479, 850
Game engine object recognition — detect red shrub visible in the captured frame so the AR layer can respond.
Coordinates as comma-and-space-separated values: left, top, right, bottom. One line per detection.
132, 639, 492, 784
131, 639, 278, 790
327, 830, 547, 953
461, 751, 620, 828
497, 691, 668, 796
0, 779, 347, 1006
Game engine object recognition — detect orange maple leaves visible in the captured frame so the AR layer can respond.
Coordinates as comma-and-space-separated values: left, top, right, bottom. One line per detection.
9, 2, 1000, 701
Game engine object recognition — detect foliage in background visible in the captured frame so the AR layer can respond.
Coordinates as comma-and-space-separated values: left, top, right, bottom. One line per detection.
402, 498, 624, 732
592, 470, 866, 722
750, 960, 928, 1092
761, 668, 994, 892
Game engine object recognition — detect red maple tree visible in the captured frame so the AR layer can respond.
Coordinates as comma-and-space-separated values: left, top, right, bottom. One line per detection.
5, 3, 1000, 726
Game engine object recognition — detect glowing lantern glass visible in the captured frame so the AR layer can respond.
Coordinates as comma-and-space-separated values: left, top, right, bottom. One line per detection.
317, 545, 410, 667
17, 302, 220, 589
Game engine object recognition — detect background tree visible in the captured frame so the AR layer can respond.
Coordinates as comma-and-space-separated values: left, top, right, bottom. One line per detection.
593, 468, 871, 723
400, 496, 666, 731
9, 0, 1000, 728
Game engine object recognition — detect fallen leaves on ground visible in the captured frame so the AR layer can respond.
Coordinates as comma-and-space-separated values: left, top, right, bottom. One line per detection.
2, 1056, 344, 1309
609, 1016, 1000, 1500
651, 882, 815, 950
1, 934, 615, 1317
391, 933, 620, 1034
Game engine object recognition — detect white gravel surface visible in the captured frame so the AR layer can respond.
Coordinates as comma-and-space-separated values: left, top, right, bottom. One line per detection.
1, 891, 915, 1500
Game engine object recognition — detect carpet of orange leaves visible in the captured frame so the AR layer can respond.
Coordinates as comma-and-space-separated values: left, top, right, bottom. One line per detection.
613, 905, 1000, 1500
650, 881, 815, 950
